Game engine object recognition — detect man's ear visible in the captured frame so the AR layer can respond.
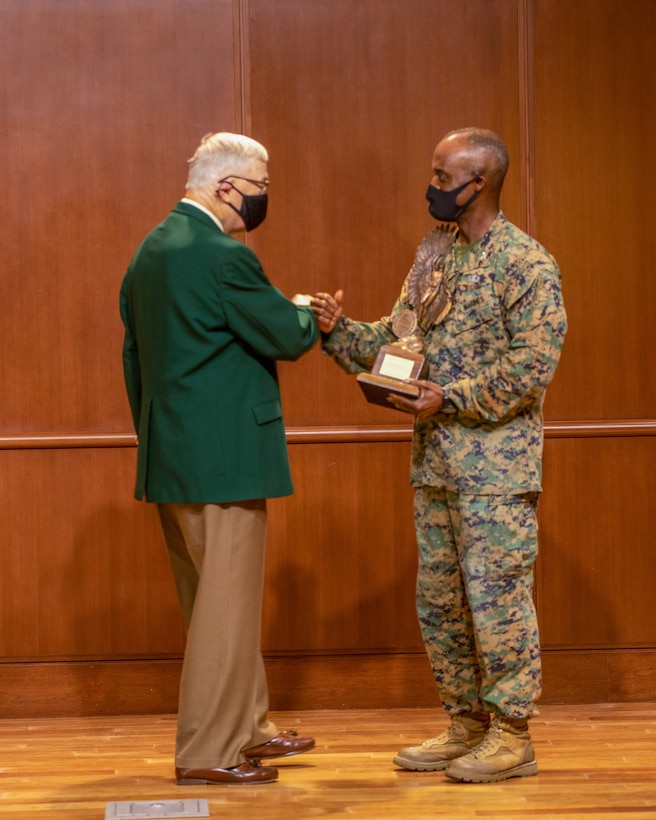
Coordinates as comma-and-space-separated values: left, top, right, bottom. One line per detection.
215, 181, 233, 198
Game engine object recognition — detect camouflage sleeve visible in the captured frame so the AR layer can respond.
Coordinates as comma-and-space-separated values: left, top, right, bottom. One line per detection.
322, 314, 397, 375
450, 252, 567, 422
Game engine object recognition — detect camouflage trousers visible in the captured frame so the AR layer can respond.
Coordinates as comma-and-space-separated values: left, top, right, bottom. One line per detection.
414, 486, 542, 719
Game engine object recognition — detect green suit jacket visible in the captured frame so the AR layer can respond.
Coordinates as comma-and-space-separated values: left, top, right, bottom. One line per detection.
120, 201, 318, 503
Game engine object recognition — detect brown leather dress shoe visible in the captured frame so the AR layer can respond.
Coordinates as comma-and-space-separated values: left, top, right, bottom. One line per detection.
243, 729, 316, 761
175, 760, 278, 785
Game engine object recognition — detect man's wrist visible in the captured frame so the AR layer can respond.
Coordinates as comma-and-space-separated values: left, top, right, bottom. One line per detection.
441, 385, 457, 414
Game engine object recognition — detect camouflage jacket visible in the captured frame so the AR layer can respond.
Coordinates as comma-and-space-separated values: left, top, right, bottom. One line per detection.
323, 213, 567, 493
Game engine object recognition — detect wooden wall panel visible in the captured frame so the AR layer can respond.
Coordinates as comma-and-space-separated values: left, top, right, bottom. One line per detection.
531, 0, 656, 421
540, 649, 656, 705
527, 0, 656, 702
247, 0, 526, 427
1, 0, 656, 718
0, 446, 185, 660
538, 435, 656, 650
3, 659, 183, 718
265, 441, 420, 653
0, 440, 419, 660
0, 0, 237, 434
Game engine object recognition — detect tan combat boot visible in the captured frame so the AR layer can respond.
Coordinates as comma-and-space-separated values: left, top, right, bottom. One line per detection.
393, 712, 490, 771
445, 715, 538, 782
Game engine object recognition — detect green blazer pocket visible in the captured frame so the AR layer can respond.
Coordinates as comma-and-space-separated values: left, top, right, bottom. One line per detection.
252, 398, 283, 425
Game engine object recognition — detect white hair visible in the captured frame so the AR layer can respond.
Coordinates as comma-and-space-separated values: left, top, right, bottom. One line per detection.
186, 132, 268, 189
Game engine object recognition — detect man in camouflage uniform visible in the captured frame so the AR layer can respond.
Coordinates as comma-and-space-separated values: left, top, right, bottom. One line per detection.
311, 128, 567, 783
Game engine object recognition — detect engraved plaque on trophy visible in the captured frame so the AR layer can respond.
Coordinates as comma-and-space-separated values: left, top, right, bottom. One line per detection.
356, 310, 428, 408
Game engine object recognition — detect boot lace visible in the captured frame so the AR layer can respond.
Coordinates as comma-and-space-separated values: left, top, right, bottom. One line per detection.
421, 726, 452, 748
468, 721, 504, 759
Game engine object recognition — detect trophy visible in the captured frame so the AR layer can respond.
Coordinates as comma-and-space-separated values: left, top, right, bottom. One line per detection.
356, 225, 456, 409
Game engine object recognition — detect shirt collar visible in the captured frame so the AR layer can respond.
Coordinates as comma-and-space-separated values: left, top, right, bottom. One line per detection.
181, 197, 224, 232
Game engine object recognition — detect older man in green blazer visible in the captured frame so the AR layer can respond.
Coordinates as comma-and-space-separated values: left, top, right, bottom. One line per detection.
120, 132, 318, 786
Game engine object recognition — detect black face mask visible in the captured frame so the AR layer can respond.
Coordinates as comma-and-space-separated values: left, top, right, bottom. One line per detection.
219, 182, 268, 231
426, 179, 479, 222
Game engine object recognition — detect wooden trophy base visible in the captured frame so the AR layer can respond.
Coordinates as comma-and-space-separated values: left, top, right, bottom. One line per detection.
356, 343, 426, 408
356, 373, 420, 407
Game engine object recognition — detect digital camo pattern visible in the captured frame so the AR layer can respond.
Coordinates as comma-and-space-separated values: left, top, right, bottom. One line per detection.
323, 212, 568, 494
323, 213, 565, 717
414, 487, 541, 718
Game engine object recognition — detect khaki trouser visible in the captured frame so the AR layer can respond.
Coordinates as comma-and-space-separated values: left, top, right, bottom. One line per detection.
158, 501, 277, 768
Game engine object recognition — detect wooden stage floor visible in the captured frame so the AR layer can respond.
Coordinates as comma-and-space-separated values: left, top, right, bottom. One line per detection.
1, 703, 655, 818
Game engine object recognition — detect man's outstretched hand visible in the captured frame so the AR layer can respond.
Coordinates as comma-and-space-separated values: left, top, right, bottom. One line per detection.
310, 290, 344, 334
